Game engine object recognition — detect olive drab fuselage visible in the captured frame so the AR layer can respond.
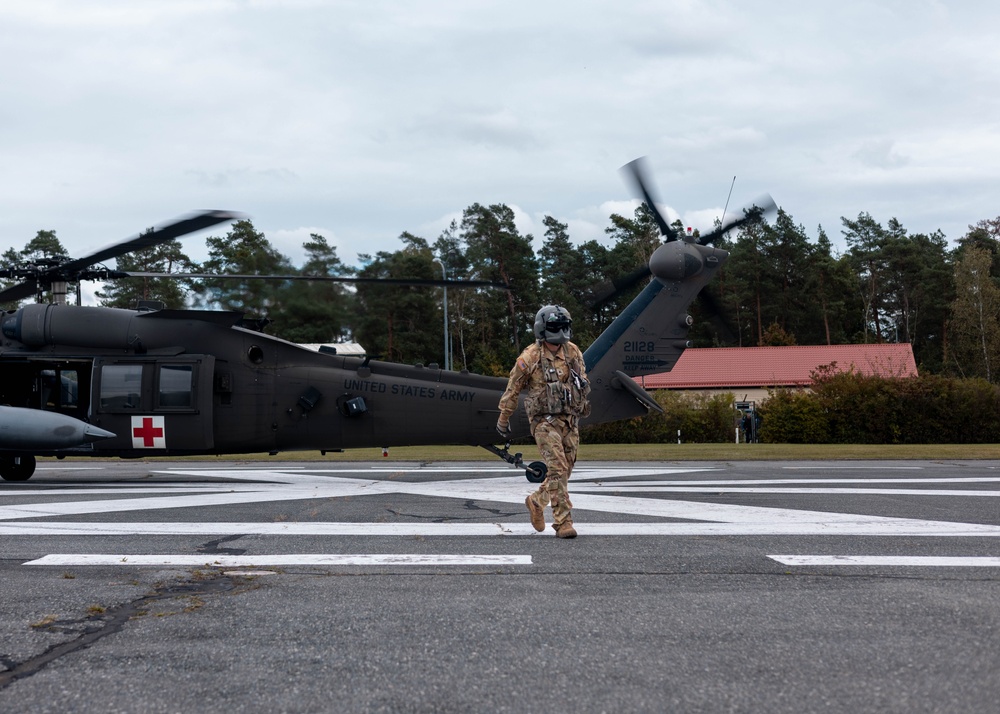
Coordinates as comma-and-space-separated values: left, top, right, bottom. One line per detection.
0, 161, 758, 481
0, 233, 730, 481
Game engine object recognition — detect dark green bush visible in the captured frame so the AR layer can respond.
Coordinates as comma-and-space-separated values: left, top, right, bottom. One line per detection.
812, 372, 904, 443
582, 390, 737, 444
583, 373, 1000, 444
760, 372, 1000, 444
758, 390, 829, 443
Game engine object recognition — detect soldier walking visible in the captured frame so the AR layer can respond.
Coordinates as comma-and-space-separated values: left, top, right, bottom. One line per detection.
496, 306, 590, 538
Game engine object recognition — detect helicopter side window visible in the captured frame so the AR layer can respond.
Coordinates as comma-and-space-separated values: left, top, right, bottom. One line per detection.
100, 364, 142, 410
37, 369, 80, 411
157, 364, 193, 408
60, 370, 79, 408
40, 369, 57, 408
41, 369, 80, 410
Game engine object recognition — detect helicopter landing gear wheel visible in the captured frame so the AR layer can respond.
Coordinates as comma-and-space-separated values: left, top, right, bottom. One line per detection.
526, 461, 547, 483
0, 454, 36, 481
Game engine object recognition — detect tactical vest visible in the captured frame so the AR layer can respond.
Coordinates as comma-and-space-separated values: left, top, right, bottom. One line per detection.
523, 343, 591, 420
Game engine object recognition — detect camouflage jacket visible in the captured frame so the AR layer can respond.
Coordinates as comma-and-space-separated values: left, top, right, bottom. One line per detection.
497, 341, 591, 423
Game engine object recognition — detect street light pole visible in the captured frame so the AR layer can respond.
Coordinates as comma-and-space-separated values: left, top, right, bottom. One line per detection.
434, 260, 450, 371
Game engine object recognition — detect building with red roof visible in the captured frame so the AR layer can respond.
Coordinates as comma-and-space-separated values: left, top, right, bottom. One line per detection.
634, 343, 918, 403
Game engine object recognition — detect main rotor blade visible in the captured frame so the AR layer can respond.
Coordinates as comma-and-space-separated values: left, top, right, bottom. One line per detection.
59, 210, 242, 275
588, 264, 653, 310
123, 272, 510, 290
620, 157, 679, 242
697, 289, 739, 345
0, 279, 39, 304
697, 194, 777, 246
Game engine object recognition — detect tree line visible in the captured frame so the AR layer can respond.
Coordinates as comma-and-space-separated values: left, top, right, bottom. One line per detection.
4, 204, 1000, 381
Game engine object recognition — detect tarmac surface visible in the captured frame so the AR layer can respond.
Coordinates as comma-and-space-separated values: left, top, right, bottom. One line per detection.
1, 458, 998, 713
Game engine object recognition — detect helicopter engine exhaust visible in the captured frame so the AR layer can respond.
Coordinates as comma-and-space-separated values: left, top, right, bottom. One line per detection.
2, 304, 142, 349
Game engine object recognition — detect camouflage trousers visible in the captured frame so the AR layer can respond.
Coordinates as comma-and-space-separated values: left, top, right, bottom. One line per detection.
529, 415, 580, 526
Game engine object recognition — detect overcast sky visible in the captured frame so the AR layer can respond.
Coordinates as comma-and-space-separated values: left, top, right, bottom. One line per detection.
3, 0, 999, 293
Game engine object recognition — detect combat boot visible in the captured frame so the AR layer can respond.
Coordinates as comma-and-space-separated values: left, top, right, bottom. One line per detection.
553, 520, 577, 539
526, 495, 545, 532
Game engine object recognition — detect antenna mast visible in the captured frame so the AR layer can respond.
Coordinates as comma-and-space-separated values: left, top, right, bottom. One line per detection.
721, 175, 736, 230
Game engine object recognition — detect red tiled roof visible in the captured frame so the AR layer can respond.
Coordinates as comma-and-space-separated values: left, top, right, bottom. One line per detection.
634, 344, 918, 390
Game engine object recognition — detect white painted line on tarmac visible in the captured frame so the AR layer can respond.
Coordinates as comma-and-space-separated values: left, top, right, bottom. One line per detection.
770, 555, 1000, 567
573, 486, 1000, 497
34, 467, 107, 472
0, 487, 244, 496
24, 553, 533, 567
573, 477, 1000, 485
782, 466, 923, 470
4, 520, 1000, 537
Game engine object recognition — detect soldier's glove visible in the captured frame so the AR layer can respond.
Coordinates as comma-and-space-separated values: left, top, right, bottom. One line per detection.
496, 420, 512, 440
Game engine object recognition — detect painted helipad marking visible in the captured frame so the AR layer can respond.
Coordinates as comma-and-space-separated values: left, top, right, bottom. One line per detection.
0, 467, 718, 521
1, 465, 999, 538
24, 554, 532, 567
0, 487, 243, 496
3, 519, 1000, 537
770, 555, 1000, 567
573, 477, 1000, 485
572, 486, 1000, 497
781, 466, 923, 470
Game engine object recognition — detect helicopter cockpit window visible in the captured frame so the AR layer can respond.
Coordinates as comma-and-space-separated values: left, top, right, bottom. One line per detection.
158, 364, 193, 408
100, 364, 142, 410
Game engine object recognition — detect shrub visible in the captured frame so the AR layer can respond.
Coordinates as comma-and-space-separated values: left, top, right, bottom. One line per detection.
760, 372, 1000, 444
811, 371, 905, 443
758, 389, 829, 443
582, 373, 1000, 444
582, 390, 737, 443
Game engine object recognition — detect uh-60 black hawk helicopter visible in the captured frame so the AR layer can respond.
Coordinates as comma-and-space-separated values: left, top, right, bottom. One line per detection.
0, 159, 773, 482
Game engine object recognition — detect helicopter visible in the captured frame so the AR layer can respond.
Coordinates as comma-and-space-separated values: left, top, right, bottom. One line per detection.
0, 160, 772, 481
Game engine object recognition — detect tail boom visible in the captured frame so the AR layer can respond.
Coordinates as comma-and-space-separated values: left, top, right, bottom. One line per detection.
582, 241, 729, 426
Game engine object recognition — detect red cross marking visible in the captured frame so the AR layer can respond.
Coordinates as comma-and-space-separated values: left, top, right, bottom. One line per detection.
133, 417, 164, 447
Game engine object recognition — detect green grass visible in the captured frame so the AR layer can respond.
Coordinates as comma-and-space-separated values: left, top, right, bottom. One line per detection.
43, 442, 1000, 464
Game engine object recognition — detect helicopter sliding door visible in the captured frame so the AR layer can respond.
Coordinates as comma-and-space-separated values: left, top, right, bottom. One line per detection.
91, 355, 215, 452
0, 357, 92, 423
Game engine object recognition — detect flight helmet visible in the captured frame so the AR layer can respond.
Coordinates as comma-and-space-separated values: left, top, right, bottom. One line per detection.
534, 305, 573, 345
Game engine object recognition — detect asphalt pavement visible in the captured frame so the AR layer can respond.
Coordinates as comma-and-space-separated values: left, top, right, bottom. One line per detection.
1, 459, 998, 713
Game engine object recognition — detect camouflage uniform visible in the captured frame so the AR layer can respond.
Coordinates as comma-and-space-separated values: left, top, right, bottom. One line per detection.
497, 341, 590, 529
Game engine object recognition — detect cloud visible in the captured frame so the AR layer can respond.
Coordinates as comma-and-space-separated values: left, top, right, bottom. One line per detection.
3, 0, 1000, 293
853, 139, 910, 170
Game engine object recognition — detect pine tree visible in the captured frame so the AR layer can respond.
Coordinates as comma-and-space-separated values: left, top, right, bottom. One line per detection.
10, 230, 72, 305
273, 234, 355, 343
843, 212, 892, 342
538, 216, 595, 342
96, 237, 197, 309
460, 203, 539, 372
196, 219, 293, 321
433, 220, 470, 371
354, 233, 442, 364
949, 247, 1000, 381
